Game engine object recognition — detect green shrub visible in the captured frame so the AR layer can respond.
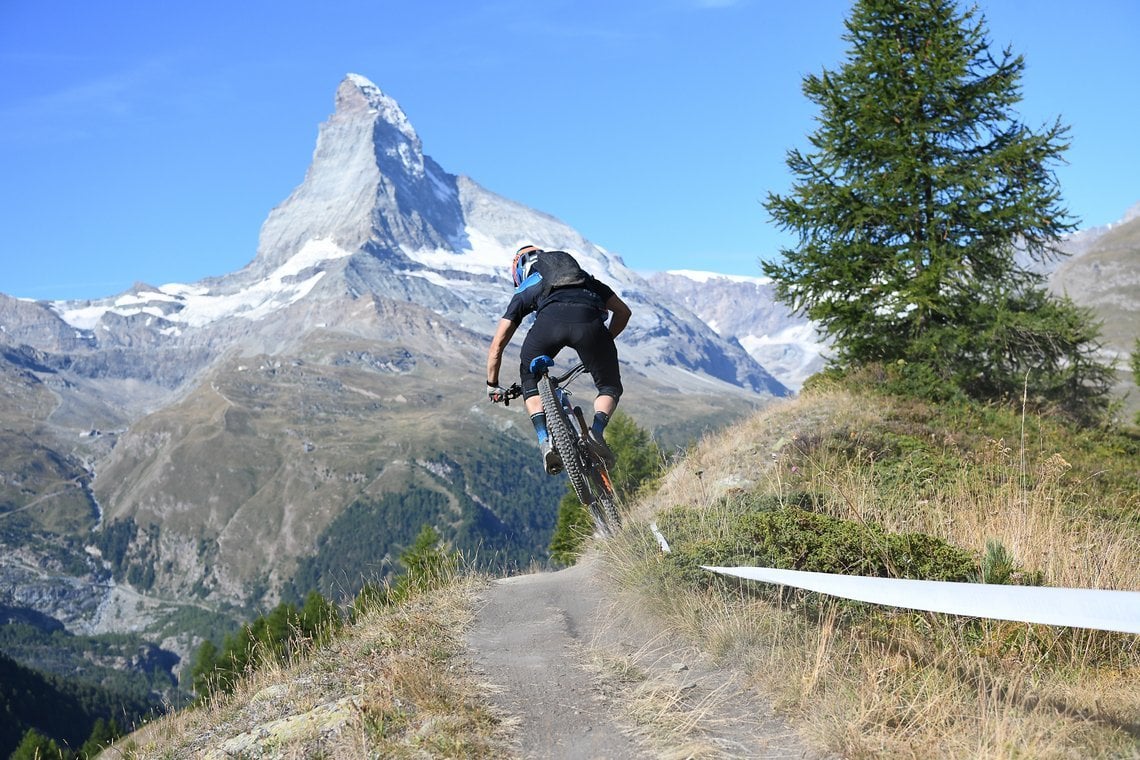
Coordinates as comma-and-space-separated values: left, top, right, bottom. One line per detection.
189, 589, 342, 699
656, 493, 978, 595
972, 539, 1043, 586
548, 490, 595, 566
350, 524, 459, 618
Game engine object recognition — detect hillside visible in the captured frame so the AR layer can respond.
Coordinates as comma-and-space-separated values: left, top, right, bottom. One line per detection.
1051, 206, 1140, 420
105, 379, 1139, 758
1, 69, 1135, 753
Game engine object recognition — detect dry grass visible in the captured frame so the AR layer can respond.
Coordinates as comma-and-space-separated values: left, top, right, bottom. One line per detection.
574, 581, 817, 759
96, 385, 1137, 758
787, 430, 1139, 593
608, 387, 1140, 759
102, 575, 513, 759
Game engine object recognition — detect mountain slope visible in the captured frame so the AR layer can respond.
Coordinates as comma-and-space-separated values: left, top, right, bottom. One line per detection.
646, 270, 826, 391
0, 74, 789, 658
1050, 204, 1140, 354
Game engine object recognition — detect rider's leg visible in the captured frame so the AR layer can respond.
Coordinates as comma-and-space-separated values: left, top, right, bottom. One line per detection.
526, 392, 564, 474
593, 393, 617, 417
525, 394, 546, 442
526, 394, 561, 474
592, 393, 616, 437
570, 323, 622, 418
586, 394, 618, 469
567, 322, 622, 468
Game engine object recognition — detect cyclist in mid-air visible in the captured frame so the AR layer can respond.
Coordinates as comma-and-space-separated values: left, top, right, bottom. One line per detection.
486, 244, 632, 474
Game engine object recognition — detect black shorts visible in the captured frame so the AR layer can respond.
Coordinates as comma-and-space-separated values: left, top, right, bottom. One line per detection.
518, 305, 623, 402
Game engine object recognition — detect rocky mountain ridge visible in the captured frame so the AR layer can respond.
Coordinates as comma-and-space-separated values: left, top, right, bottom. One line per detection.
647, 270, 827, 391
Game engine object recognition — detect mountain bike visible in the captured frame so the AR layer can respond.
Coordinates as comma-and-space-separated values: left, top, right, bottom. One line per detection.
493, 356, 622, 537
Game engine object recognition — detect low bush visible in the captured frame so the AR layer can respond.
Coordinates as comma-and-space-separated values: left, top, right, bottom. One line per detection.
657, 492, 978, 591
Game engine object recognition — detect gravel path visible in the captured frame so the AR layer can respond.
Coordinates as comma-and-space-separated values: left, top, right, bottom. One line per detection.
465, 552, 823, 759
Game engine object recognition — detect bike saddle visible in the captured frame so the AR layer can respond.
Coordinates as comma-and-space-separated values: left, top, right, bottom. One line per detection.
529, 355, 555, 373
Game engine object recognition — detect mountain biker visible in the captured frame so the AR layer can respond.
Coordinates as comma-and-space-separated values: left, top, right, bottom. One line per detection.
486, 244, 632, 474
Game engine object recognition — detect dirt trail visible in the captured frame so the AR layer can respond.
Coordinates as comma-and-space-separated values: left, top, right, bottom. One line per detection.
465, 552, 822, 759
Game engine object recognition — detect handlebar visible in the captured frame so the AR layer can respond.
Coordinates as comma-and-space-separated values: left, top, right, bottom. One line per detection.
490, 383, 524, 406
490, 360, 589, 407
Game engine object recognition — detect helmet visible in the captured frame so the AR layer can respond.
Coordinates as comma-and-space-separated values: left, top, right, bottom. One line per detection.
511, 244, 542, 287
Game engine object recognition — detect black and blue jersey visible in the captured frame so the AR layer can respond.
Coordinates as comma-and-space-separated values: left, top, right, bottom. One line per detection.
502, 272, 615, 325
503, 271, 623, 401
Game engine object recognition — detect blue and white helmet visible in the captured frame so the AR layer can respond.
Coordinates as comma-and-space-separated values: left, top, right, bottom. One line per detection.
511, 244, 542, 287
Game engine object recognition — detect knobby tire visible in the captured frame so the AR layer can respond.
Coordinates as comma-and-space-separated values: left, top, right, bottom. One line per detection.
538, 374, 591, 509
589, 468, 621, 533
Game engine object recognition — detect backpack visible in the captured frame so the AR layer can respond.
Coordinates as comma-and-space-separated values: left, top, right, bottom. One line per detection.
532, 250, 589, 297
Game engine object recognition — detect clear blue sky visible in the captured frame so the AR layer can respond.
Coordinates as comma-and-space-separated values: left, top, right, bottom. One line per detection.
2, 0, 1137, 301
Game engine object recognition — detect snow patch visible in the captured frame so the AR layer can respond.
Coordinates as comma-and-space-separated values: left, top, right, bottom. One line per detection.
404, 270, 455, 288
401, 227, 514, 279
667, 269, 772, 286
58, 305, 113, 331
53, 239, 353, 329
741, 322, 825, 350
115, 290, 179, 307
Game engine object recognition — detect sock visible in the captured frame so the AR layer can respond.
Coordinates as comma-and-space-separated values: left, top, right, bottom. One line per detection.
591, 411, 610, 438
531, 412, 549, 443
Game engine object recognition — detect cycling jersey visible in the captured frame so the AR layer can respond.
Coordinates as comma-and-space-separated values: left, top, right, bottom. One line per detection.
502, 274, 615, 325
503, 273, 623, 402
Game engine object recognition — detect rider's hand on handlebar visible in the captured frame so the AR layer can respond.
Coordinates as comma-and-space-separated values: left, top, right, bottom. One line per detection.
487, 383, 509, 403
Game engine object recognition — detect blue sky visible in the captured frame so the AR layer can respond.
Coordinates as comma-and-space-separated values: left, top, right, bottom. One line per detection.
2, 0, 1137, 301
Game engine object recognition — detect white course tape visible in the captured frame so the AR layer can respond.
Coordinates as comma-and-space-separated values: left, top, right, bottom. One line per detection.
703, 566, 1140, 635
650, 522, 672, 553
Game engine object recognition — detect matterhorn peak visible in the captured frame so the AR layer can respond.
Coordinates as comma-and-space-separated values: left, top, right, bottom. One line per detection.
245, 74, 464, 279
338, 73, 417, 145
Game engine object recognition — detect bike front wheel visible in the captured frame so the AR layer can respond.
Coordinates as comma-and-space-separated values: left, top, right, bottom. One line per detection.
538, 374, 591, 507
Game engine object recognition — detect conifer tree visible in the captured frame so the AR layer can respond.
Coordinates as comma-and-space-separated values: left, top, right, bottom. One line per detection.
763, 0, 1113, 420
10, 729, 64, 760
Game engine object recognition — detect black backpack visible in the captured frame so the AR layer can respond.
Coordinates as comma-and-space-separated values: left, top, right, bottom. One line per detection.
532, 250, 589, 297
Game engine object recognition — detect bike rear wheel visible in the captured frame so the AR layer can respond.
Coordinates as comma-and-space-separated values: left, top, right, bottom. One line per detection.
584, 466, 621, 536
538, 372, 623, 538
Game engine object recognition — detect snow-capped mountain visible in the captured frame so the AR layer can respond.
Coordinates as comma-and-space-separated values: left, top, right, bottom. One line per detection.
0, 74, 790, 649
647, 270, 826, 391
2, 71, 1136, 667
31, 74, 787, 406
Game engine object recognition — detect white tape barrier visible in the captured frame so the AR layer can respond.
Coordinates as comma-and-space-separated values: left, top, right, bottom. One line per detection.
703, 566, 1140, 635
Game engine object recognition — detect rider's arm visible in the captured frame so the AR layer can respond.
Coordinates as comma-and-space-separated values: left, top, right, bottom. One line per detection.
486, 318, 519, 386
605, 294, 631, 339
